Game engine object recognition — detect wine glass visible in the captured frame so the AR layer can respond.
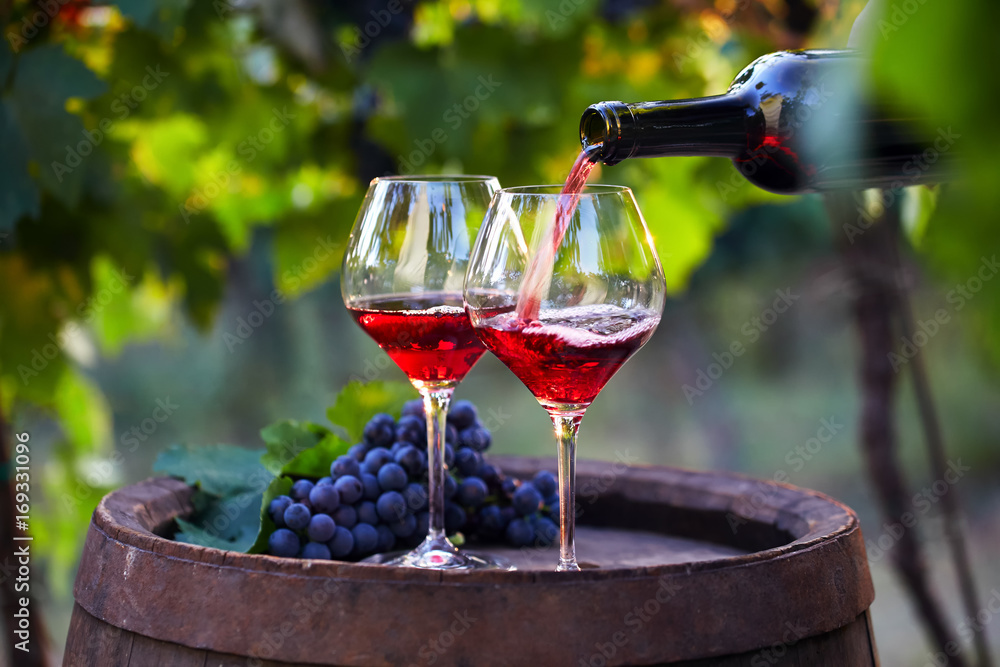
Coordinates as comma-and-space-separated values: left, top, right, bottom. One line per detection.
342, 175, 510, 570
464, 185, 666, 571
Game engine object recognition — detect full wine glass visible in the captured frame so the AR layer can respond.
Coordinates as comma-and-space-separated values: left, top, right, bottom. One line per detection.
464, 185, 666, 571
342, 175, 508, 570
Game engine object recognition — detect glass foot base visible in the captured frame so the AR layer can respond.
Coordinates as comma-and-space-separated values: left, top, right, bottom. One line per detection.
362, 537, 513, 570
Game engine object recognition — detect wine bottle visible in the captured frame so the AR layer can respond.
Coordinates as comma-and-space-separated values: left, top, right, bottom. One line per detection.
580, 49, 954, 194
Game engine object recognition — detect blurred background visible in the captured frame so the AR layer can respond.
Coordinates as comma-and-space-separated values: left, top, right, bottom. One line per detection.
1, 0, 998, 664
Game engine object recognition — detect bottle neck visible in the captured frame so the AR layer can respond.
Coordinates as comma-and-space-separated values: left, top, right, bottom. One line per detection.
581, 95, 749, 165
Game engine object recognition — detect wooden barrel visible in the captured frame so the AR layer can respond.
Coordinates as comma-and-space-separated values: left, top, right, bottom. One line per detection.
64, 457, 878, 666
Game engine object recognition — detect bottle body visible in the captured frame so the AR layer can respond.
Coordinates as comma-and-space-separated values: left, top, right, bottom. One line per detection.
581, 50, 950, 194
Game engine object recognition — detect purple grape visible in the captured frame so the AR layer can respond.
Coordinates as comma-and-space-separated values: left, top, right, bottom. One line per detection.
375, 524, 396, 552
513, 483, 543, 517
533, 470, 558, 498
388, 513, 417, 538
456, 477, 488, 507
361, 473, 380, 500
308, 484, 341, 514
290, 479, 314, 502
351, 523, 378, 556
268, 528, 300, 558
268, 495, 293, 527
447, 400, 478, 429
356, 500, 379, 525
331, 455, 362, 479
376, 491, 407, 522
332, 504, 358, 529
377, 463, 408, 491
334, 475, 363, 505
283, 503, 311, 531
307, 514, 336, 543
327, 526, 354, 559
302, 541, 332, 560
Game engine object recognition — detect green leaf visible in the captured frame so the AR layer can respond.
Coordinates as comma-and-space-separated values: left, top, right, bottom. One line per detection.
280, 433, 350, 479
0, 102, 39, 230
175, 516, 253, 551
259, 420, 330, 475
154, 443, 268, 496
5, 45, 107, 208
326, 380, 417, 443
246, 475, 293, 554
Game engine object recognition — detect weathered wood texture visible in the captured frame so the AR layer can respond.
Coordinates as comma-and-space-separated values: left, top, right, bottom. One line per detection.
65, 457, 879, 666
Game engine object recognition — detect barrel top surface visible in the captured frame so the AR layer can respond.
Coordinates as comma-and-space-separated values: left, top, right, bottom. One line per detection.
73, 456, 875, 666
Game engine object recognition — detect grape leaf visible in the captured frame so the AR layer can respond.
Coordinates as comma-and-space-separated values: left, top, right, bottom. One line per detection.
175, 516, 257, 551
280, 432, 351, 479
154, 443, 268, 497
259, 420, 330, 475
5, 45, 107, 209
326, 380, 417, 443
0, 102, 39, 230
246, 475, 294, 554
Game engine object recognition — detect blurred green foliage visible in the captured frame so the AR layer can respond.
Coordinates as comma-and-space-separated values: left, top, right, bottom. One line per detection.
0, 0, 996, 655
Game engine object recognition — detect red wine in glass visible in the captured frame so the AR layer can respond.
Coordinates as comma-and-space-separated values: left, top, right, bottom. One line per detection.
348, 293, 485, 388
342, 174, 509, 570
472, 304, 660, 408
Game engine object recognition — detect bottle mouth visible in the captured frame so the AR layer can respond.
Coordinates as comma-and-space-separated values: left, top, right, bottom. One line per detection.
579, 101, 635, 166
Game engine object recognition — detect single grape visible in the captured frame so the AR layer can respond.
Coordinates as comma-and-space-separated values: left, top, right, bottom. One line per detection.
375, 524, 396, 552
444, 444, 455, 467
333, 475, 364, 505
455, 448, 482, 477
401, 398, 424, 418
458, 425, 491, 452
283, 503, 312, 531
301, 542, 332, 560
351, 523, 378, 556
444, 503, 466, 534
290, 479, 314, 502
376, 491, 407, 522
308, 484, 341, 514
505, 518, 535, 547
477, 505, 508, 536
332, 504, 358, 529
327, 526, 354, 559
534, 516, 558, 547
533, 470, 558, 498
377, 462, 408, 491
356, 500, 379, 526
447, 400, 478, 429
268, 528, 300, 558
444, 474, 458, 500
445, 424, 458, 446
501, 477, 517, 498
307, 514, 336, 543
268, 495, 293, 527
347, 443, 368, 462
316, 476, 333, 487
388, 513, 418, 538
362, 447, 394, 474
395, 415, 425, 445
404, 482, 428, 512
394, 445, 424, 476
363, 413, 396, 448
331, 455, 362, 479
478, 463, 500, 487
361, 473, 380, 501
456, 477, 488, 507
513, 483, 543, 517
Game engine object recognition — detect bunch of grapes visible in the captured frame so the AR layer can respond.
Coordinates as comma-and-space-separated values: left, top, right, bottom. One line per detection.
267, 399, 560, 560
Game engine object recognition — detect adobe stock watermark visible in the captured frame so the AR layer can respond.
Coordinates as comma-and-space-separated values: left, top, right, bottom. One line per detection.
579, 575, 683, 667
878, 0, 929, 39
6, 0, 76, 52
726, 417, 844, 533
17, 267, 134, 385
717, 80, 836, 202
888, 255, 997, 372
51, 65, 170, 182
864, 458, 970, 563
406, 611, 477, 666
921, 587, 1000, 667
842, 126, 959, 244
222, 236, 338, 352
179, 106, 297, 223
61, 398, 180, 513
681, 288, 799, 404
545, 0, 588, 29
339, 0, 411, 62
746, 620, 811, 666
397, 75, 502, 174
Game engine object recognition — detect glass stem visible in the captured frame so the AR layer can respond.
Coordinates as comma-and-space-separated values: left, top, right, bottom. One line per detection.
550, 411, 583, 572
422, 386, 454, 545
